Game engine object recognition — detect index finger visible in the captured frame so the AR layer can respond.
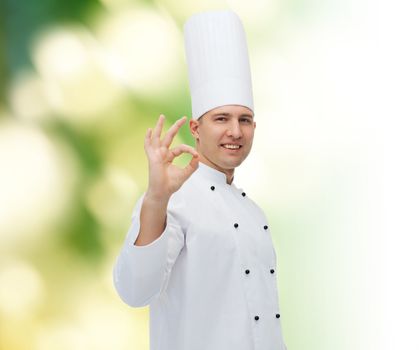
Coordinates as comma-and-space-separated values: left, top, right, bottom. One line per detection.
161, 116, 187, 148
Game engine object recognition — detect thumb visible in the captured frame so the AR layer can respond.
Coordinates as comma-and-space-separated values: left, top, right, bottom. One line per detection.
183, 153, 199, 179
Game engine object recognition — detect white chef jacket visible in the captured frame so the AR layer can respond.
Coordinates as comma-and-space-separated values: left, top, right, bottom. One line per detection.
113, 162, 287, 350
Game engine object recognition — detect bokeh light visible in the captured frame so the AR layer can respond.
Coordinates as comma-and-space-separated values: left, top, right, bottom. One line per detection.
95, 6, 183, 96
0, 120, 78, 248
32, 25, 122, 121
0, 259, 45, 318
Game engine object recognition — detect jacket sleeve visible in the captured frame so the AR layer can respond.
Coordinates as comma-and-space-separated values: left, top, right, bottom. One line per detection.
113, 193, 185, 307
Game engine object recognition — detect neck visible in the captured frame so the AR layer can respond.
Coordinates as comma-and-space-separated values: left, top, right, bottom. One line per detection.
198, 156, 235, 184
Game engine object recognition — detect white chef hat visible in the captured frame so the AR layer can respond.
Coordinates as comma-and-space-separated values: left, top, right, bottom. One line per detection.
183, 10, 254, 120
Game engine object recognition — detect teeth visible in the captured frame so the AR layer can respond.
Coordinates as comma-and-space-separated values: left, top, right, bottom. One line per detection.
223, 144, 240, 149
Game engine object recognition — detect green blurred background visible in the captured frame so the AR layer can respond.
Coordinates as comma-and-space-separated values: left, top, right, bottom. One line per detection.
1, 0, 419, 349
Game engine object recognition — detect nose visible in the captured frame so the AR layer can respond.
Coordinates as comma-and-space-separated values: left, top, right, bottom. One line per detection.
226, 119, 243, 139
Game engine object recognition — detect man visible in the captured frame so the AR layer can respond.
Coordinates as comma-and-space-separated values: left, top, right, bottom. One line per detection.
113, 10, 288, 350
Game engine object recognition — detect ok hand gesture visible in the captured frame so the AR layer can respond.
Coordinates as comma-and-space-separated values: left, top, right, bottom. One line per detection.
144, 114, 199, 200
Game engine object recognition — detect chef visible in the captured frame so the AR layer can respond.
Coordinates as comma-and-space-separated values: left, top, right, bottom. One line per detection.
113, 9, 288, 350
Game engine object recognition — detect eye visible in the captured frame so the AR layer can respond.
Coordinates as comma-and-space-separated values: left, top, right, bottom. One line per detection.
240, 118, 252, 123
216, 117, 227, 121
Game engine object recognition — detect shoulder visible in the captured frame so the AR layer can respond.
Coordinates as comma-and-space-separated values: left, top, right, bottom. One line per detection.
131, 173, 199, 213
171, 173, 197, 199
242, 190, 269, 220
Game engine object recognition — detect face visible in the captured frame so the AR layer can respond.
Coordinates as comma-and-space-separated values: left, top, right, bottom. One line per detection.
189, 104, 256, 174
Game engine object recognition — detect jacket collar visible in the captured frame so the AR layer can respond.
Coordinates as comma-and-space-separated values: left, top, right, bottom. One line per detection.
196, 161, 234, 185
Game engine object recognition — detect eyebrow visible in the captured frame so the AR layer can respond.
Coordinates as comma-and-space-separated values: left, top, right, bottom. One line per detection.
212, 112, 254, 119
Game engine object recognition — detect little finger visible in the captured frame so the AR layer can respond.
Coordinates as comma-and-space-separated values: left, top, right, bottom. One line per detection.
161, 116, 187, 148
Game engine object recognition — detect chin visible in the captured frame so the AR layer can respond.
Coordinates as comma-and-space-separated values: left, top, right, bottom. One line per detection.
221, 158, 245, 169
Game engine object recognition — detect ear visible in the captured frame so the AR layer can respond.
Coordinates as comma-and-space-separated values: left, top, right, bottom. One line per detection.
189, 119, 200, 139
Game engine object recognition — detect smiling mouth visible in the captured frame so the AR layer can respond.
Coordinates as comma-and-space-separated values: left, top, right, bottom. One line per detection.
221, 144, 242, 150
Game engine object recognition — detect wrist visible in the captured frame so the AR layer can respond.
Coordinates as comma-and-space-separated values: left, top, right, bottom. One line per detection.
144, 189, 171, 203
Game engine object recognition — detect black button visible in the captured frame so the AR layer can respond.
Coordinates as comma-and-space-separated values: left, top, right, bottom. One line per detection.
234, 223, 239, 228
263, 225, 268, 230
276, 314, 280, 318
242, 192, 246, 197
254, 315, 259, 321
210, 186, 215, 191
245, 269, 250, 274
270, 269, 275, 274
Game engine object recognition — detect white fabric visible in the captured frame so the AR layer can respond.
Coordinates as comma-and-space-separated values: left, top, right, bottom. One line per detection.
184, 10, 254, 120
113, 162, 287, 350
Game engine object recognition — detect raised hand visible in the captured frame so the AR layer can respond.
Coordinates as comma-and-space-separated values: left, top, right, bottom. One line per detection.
144, 114, 199, 200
